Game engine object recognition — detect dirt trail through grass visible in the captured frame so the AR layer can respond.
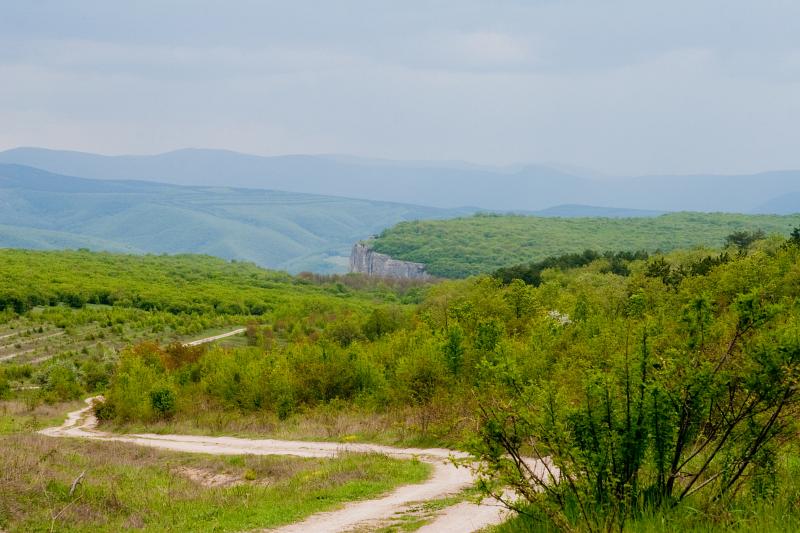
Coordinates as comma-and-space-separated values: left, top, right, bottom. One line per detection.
41, 398, 512, 532
184, 327, 247, 346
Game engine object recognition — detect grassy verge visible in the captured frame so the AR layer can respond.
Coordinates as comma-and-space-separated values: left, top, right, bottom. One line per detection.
375, 487, 483, 532
0, 399, 83, 435
106, 399, 472, 450
0, 435, 431, 532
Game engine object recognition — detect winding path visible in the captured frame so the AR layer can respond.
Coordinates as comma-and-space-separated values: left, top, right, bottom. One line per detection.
40, 398, 512, 532
183, 328, 247, 347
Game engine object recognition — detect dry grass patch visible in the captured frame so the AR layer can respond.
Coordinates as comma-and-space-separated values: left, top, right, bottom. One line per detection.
0, 399, 82, 435
108, 396, 476, 449
173, 467, 240, 488
0, 435, 430, 532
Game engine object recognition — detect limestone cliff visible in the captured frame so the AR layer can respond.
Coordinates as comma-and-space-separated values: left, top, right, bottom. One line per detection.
349, 242, 430, 279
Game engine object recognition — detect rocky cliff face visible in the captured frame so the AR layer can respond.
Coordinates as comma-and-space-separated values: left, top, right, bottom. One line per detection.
349, 243, 430, 279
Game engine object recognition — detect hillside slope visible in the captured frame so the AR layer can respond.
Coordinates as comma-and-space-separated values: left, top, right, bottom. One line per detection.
0, 164, 472, 272
3, 147, 800, 213
371, 212, 800, 277
0, 147, 587, 211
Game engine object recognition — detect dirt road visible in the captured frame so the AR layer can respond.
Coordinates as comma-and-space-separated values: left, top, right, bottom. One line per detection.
41, 398, 512, 532
183, 328, 247, 346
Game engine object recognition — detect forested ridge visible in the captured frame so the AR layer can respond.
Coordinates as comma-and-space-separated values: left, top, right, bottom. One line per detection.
371, 211, 800, 277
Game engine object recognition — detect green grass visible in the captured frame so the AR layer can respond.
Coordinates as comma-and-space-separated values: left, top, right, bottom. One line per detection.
0, 399, 83, 435
371, 212, 800, 277
375, 487, 483, 532
0, 435, 431, 532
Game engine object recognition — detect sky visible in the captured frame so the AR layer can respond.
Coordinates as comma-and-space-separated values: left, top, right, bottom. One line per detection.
1, 0, 798, 176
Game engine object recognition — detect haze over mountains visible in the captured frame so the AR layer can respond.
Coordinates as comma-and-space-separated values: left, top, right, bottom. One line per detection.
2, 147, 799, 214
0, 163, 473, 273
1, 148, 799, 274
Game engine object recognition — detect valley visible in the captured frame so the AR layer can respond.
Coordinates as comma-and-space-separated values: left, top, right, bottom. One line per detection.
0, 163, 474, 273
3, 148, 800, 214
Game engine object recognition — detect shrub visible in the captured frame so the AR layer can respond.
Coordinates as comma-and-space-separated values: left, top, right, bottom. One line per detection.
0, 371, 9, 399
149, 386, 177, 418
38, 361, 83, 402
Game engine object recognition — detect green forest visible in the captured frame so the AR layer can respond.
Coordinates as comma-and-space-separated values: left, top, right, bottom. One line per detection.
370, 211, 800, 277
2, 230, 800, 531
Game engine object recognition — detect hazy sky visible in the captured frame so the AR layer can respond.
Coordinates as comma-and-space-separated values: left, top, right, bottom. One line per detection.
1, 1, 798, 175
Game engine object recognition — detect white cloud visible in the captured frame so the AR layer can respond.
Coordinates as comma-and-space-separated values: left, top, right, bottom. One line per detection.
432, 31, 535, 69
1, 1, 800, 175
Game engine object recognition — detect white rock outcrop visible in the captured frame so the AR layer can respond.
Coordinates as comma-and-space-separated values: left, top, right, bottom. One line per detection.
349, 242, 430, 279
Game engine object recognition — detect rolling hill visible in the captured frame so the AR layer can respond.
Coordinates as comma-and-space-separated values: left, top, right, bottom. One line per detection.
0, 164, 474, 273
753, 192, 800, 215
369, 212, 800, 277
2, 147, 800, 213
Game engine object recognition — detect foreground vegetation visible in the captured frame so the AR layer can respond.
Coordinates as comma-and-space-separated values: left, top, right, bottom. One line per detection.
0, 433, 428, 532
0, 249, 437, 531
3, 234, 800, 531
371, 212, 800, 277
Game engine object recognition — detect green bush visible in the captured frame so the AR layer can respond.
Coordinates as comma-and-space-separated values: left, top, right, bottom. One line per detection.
38, 361, 83, 402
149, 386, 177, 418
0, 371, 9, 399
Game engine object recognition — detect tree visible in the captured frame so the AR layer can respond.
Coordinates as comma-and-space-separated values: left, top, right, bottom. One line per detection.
787, 226, 800, 247
149, 386, 177, 418
443, 325, 465, 375
725, 229, 766, 252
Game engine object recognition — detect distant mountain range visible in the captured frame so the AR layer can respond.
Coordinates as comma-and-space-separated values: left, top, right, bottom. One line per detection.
0, 147, 798, 274
0, 163, 474, 273
2, 147, 799, 214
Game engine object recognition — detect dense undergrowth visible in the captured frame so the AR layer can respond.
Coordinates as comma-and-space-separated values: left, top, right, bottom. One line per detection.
0, 249, 425, 402
3, 235, 800, 531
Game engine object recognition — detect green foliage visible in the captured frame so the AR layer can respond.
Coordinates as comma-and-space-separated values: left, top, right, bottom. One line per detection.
725, 229, 766, 252
470, 246, 800, 531
37, 361, 83, 402
0, 249, 340, 315
788, 226, 800, 247
149, 385, 177, 418
496, 250, 649, 286
443, 325, 465, 375
0, 370, 9, 399
102, 343, 166, 422
644, 252, 731, 288
372, 212, 800, 277
6, 241, 800, 532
